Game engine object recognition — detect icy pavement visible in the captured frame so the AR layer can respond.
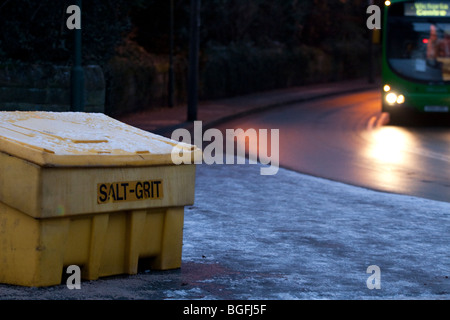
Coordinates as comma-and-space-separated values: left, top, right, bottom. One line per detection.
0, 161, 448, 300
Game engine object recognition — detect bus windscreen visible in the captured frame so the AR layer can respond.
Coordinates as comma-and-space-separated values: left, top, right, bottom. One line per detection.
387, 2, 450, 82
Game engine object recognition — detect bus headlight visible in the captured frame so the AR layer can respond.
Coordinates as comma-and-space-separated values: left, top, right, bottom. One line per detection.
396, 94, 405, 104
386, 92, 398, 104
385, 90, 405, 105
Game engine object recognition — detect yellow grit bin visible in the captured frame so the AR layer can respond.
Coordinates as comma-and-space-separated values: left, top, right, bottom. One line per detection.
0, 111, 200, 287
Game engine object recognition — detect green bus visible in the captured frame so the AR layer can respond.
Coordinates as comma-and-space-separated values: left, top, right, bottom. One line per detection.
382, 0, 450, 120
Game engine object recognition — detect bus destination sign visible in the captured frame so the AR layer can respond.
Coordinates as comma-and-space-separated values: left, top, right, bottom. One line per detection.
405, 2, 450, 16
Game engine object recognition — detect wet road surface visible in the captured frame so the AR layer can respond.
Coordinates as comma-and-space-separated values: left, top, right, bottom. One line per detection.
215, 90, 450, 203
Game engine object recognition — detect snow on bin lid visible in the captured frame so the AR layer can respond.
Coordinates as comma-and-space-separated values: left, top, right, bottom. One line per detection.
0, 111, 197, 167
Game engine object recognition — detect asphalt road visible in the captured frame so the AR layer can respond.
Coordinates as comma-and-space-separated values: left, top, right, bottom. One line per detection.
214, 90, 450, 203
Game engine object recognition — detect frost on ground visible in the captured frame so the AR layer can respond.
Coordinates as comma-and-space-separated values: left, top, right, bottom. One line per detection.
0, 161, 448, 300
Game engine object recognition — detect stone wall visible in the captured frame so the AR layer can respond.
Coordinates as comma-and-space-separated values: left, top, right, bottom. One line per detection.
0, 64, 105, 113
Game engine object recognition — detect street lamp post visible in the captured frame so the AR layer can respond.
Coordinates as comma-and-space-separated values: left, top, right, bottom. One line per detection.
71, 0, 84, 112
368, 0, 375, 84
168, 0, 175, 108
187, 0, 200, 121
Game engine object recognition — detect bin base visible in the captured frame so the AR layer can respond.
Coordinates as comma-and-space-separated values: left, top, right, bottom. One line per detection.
0, 201, 184, 287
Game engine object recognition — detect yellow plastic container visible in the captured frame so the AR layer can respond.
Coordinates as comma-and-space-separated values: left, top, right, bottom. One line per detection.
0, 111, 200, 287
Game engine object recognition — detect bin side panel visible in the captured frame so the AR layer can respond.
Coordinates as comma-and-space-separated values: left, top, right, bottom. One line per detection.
0, 202, 70, 287
35, 219, 70, 286
39, 165, 196, 218
82, 214, 110, 280
124, 209, 149, 275
63, 217, 92, 266
149, 207, 185, 270
98, 213, 127, 277
139, 211, 165, 258
0, 151, 41, 218
0, 202, 40, 286
0, 204, 186, 286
